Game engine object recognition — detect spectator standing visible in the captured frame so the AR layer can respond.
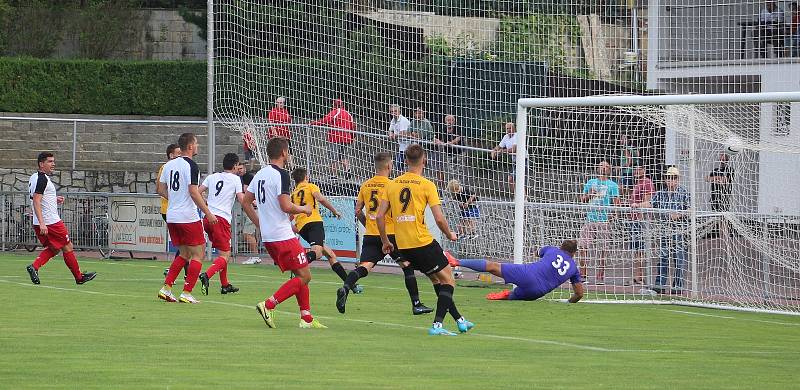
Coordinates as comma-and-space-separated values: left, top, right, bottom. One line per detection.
268, 97, 292, 140
578, 161, 620, 285
706, 153, 735, 239
310, 98, 356, 179
491, 122, 518, 196
240, 170, 261, 265
409, 107, 433, 144
646, 166, 690, 295
433, 114, 463, 185
755, 1, 786, 58
387, 104, 412, 173
626, 166, 654, 285
617, 134, 639, 195
447, 179, 480, 239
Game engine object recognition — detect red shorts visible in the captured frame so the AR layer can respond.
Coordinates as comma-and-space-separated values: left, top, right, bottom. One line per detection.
167, 221, 205, 247
264, 238, 308, 272
34, 221, 70, 250
203, 215, 231, 252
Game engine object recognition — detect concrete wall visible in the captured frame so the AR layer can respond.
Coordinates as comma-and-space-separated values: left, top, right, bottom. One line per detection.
53, 9, 206, 60
0, 168, 158, 194
0, 113, 241, 172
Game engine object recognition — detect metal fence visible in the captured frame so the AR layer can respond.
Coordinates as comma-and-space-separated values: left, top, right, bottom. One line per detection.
0, 191, 358, 262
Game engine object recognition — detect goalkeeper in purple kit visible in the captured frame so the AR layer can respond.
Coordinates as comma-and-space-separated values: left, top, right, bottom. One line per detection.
449, 240, 584, 303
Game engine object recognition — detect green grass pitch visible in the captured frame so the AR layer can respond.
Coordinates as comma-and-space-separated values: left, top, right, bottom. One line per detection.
1, 252, 799, 389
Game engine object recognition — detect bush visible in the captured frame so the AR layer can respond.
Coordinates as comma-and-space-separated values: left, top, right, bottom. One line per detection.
0, 57, 206, 115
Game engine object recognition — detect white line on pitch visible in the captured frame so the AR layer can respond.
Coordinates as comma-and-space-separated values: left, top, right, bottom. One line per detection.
1, 277, 797, 355
663, 308, 800, 327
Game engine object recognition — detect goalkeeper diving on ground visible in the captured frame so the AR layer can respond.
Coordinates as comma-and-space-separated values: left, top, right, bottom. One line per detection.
448, 239, 584, 303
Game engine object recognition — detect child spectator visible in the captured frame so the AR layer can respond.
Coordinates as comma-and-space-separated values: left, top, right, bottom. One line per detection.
447, 179, 480, 239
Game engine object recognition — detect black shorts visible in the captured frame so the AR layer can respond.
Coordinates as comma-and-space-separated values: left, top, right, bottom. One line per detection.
298, 221, 325, 247
399, 240, 449, 276
360, 235, 401, 264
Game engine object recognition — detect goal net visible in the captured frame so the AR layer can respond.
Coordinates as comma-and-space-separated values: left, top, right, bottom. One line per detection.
209, 1, 800, 314
519, 94, 800, 314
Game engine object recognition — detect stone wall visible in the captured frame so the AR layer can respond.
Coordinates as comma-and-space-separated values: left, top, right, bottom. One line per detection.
0, 168, 159, 194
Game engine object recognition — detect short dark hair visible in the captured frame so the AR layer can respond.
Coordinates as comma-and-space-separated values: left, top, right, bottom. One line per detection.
291, 167, 307, 184
177, 133, 196, 151
404, 144, 426, 166
37, 152, 53, 164
374, 152, 392, 170
266, 137, 289, 160
222, 153, 240, 170
166, 143, 179, 158
560, 239, 578, 256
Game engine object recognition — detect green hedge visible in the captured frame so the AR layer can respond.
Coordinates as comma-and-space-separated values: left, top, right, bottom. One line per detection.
0, 57, 206, 115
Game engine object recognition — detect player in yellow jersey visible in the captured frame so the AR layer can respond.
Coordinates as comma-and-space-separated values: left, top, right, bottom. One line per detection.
335, 152, 433, 315
290, 167, 353, 285
376, 144, 474, 336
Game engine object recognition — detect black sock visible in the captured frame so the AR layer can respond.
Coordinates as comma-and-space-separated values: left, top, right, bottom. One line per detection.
306, 250, 317, 263
331, 261, 348, 282
432, 283, 461, 320
434, 284, 454, 324
402, 267, 420, 305
344, 266, 368, 289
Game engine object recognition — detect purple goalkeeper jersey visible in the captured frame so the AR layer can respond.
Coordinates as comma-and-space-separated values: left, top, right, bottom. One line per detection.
501, 246, 583, 300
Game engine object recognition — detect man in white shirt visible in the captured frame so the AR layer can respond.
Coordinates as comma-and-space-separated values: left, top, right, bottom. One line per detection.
157, 133, 217, 304
26, 152, 96, 285
387, 104, 413, 173
756, 1, 787, 57
491, 122, 518, 195
243, 137, 327, 329
197, 153, 258, 295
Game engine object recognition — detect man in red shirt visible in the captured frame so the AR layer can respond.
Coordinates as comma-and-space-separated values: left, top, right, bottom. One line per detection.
310, 98, 355, 178
268, 96, 292, 139
626, 166, 654, 285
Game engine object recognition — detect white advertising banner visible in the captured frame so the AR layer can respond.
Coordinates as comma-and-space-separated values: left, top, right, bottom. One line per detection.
108, 195, 166, 252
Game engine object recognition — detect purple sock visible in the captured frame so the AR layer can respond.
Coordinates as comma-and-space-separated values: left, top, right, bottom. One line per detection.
459, 259, 486, 272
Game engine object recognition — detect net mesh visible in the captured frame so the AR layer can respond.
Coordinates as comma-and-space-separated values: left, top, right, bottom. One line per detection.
211, 0, 800, 313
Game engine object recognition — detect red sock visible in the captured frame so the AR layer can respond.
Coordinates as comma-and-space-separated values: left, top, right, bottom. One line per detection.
205, 256, 226, 279
296, 283, 313, 323
164, 256, 188, 287
218, 259, 229, 286
183, 259, 202, 292
33, 247, 56, 270
62, 250, 82, 280
265, 277, 302, 310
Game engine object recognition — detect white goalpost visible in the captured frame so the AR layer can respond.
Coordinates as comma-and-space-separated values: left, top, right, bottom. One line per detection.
516, 92, 800, 315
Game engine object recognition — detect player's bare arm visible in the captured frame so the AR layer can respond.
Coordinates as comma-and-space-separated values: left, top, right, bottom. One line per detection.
569, 282, 585, 303
241, 191, 260, 228
190, 184, 216, 224
156, 181, 169, 200
375, 199, 393, 253
430, 205, 457, 241
354, 199, 367, 227
237, 192, 259, 229
31, 193, 47, 236
313, 191, 341, 218
279, 193, 311, 216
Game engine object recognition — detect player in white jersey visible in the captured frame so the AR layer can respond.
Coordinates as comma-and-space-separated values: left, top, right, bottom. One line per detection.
156, 133, 216, 304
197, 153, 258, 295
242, 137, 327, 329
25, 152, 96, 285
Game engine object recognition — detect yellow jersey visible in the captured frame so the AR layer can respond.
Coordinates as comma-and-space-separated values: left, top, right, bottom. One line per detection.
291, 182, 323, 230
381, 172, 440, 249
357, 175, 395, 236
157, 164, 168, 214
